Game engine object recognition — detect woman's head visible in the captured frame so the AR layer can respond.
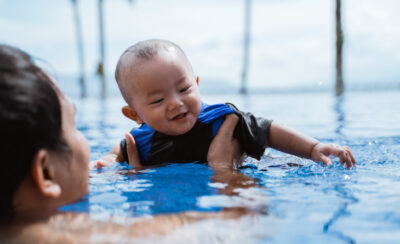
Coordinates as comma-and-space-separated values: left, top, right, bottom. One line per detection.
0, 44, 89, 219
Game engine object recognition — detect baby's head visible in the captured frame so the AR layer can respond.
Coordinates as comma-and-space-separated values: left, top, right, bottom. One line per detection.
115, 39, 202, 136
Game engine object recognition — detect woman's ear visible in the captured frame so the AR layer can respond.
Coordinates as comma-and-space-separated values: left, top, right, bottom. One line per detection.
122, 105, 144, 124
31, 149, 61, 198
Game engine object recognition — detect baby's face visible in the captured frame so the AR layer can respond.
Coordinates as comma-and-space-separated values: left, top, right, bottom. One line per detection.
125, 50, 202, 136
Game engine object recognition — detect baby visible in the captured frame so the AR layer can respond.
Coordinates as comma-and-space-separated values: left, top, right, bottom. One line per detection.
112, 39, 356, 169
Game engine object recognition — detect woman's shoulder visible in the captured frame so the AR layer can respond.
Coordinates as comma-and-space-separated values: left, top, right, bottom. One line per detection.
0, 212, 91, 243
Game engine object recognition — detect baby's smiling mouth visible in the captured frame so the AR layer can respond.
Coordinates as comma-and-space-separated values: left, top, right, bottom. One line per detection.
172, 112, 188, 120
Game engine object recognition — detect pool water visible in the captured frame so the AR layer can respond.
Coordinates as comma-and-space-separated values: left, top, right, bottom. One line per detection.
62, 90, 400, 243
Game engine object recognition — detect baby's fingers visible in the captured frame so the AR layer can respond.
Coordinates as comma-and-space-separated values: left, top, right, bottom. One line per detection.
89, 159, 112, 169
338, 150, 351, 169
89, 160, 100, 169
344, 146, 357, 168
336, 146, 356, 169
319, 154, 333, 166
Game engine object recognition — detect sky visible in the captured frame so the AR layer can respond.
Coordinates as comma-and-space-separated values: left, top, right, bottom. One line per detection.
1, 0, 399, 93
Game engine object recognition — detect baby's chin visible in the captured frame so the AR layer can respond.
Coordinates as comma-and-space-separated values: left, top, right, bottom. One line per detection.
160, 120, 197, 136
162, 125, 195, 136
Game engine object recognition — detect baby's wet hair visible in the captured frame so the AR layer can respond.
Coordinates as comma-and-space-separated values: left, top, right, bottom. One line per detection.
115, 39, 193, 103
129, 39, 184, 61
115, 39, 187, 79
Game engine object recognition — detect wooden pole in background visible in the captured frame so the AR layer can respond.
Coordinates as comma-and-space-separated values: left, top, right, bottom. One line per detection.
240, 0, 251, 94
97, 0, 106, 98
335, 0, 344, 96
71, 0, 86, 98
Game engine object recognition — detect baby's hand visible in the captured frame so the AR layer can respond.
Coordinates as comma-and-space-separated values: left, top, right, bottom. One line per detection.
89, 133, 143, 169
89, 158, 115, 169
311, 143, 356, 169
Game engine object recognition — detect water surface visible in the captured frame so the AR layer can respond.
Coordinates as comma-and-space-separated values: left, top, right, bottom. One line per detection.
63, 90, 400, 243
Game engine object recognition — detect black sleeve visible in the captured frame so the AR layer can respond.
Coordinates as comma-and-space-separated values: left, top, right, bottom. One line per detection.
226, 103, 272, 160
119, 139, 128, 163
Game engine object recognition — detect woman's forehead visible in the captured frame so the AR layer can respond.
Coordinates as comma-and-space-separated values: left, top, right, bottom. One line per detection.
44, 71, 68, 101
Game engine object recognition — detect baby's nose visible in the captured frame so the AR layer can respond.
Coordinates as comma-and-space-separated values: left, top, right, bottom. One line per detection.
167, 96, 184, 111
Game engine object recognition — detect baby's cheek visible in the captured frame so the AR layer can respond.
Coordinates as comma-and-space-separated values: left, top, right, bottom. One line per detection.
195, 101, 202, 116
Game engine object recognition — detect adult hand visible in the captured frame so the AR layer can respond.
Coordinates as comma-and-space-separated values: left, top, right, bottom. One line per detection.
311, 142, 356, 169
116, 133, 143, 169
207, 114, 243, 169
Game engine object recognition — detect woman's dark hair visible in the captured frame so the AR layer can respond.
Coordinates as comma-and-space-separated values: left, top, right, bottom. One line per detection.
0, 44, 69, 219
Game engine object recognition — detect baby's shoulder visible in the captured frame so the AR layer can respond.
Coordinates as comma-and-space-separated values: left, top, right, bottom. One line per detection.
198, 102, 235, 124
131, 124, 155, 138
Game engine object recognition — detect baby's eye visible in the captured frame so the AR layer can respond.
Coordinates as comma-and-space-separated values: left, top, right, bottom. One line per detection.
150, 98, 164, 104
180, 86, 190, 93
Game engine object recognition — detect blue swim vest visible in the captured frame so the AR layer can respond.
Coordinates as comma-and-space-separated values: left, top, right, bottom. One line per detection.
120, 102, 272, 165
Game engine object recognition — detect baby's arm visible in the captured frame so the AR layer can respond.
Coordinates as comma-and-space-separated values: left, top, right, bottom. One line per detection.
89, 144, 119, 168
267, 122, 356, 169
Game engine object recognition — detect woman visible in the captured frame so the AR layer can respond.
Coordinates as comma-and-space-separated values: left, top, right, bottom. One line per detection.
0, 44, 245, 243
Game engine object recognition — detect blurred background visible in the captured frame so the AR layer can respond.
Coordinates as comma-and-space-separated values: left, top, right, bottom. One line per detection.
1, 0, 399, 98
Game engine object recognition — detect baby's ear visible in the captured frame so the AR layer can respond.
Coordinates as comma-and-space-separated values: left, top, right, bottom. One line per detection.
122, 106, 144, 124
195, 76, 199, 85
